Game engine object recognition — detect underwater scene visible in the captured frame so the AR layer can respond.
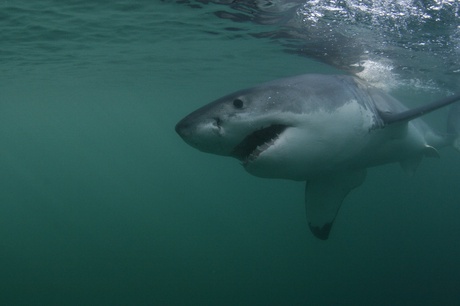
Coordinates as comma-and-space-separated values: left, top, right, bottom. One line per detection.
1, 0, 459, 305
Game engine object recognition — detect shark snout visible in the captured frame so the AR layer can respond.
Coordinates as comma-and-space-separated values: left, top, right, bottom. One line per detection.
175, 114, 222, 139
176, 113, 247, 157
175, 115, 227, 154
175, 118, 190, 138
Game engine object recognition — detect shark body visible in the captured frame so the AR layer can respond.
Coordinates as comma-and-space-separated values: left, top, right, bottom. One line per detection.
175, 74, 460, 239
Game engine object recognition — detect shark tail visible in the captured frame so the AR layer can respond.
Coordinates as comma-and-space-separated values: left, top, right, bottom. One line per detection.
447, 102, 460, 152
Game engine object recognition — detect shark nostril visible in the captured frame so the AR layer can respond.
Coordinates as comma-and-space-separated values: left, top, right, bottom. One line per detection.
214, 117, 222, 128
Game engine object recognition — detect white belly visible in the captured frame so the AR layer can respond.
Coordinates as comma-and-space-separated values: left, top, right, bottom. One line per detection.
243, 100, 429, 180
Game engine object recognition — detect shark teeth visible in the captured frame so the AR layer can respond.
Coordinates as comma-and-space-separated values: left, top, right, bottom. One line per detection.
247, 139, 276, 162
231, 124, 287, 163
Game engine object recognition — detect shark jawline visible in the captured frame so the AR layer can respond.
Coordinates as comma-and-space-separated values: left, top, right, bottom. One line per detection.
231, 124, 287, 163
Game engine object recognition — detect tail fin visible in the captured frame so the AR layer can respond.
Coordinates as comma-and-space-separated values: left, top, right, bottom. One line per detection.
447, 102, 460, 152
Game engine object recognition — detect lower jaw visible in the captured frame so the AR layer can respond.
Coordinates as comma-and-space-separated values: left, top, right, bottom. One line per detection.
242, 149, 267, 166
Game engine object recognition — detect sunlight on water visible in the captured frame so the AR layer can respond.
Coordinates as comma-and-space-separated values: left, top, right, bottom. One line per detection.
299, 0, 458, 26
294, 0, 460, 91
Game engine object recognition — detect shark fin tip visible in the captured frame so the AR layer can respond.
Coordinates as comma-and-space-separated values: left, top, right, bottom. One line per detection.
308, 222, 332, 240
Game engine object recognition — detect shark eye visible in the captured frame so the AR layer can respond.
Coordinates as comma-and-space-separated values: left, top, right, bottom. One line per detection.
233, 99, 244, 109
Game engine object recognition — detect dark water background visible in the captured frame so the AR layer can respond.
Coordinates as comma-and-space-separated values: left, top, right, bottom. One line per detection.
1, 1, 460, 305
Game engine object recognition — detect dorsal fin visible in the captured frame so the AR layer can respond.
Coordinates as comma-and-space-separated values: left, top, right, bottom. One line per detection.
380, 94, 460, 125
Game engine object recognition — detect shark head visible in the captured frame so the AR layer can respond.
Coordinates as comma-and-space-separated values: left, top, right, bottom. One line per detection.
175, 83, 296, 177
175, 85, 291, 158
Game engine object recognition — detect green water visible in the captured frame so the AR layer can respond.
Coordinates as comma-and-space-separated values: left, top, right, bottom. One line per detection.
0, 1, 459, 305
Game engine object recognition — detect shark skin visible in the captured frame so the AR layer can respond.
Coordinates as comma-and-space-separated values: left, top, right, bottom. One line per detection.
175, 74, 460, 240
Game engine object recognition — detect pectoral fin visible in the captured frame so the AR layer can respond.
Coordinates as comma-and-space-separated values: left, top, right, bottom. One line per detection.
305, 169, 367, 240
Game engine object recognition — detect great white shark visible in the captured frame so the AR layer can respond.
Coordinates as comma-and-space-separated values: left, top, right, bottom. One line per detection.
175, 74, 460, 240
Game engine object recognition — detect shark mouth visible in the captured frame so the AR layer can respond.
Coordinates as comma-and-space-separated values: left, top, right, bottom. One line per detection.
231, 124, 287, 163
